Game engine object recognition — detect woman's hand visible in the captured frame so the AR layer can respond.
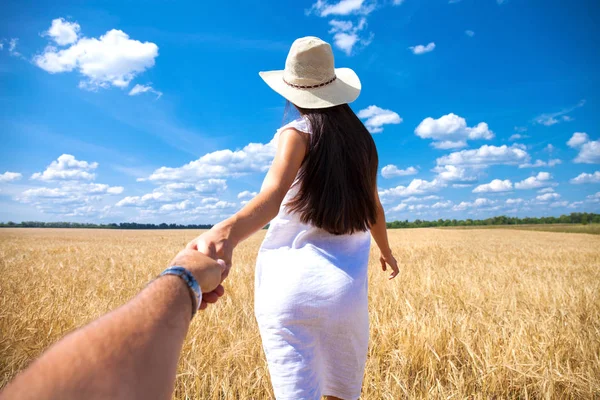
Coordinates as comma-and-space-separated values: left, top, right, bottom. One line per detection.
380, 250, 399, 280
186, 224, 234, 281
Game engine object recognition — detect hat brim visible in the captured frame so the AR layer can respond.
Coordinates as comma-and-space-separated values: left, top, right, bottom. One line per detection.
258, 67, 361, 109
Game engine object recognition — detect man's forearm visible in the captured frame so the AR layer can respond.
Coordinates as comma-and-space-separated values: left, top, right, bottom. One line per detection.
1, 275, 193, 400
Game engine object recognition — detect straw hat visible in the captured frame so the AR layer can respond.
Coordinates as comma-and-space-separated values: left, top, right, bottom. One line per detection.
259, 36, 361, 109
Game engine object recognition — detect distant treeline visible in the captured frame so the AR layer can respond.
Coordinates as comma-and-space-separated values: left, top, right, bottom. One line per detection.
385, 212, 600, 229
1, 212, 598, 230
0, 221, 213, 230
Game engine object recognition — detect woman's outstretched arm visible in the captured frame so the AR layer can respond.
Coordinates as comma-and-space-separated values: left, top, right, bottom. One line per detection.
187, 128, 308, 269
370, 189, 400, 279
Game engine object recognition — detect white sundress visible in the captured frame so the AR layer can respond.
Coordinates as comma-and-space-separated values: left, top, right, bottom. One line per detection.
254, 118, 372, 400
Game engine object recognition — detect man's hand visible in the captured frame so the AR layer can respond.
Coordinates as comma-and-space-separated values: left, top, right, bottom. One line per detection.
168, 249, 227, 310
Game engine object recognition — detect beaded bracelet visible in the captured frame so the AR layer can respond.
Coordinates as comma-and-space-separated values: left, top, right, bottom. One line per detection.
160, 266, 202, 319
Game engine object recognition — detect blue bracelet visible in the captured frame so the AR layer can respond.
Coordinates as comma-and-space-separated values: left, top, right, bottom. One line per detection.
160, 266, 202, 318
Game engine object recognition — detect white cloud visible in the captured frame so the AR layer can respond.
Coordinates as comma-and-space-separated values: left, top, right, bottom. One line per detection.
453, 198, 496, 211
379, 178, 446, 200
0, 172, 23, 183
34, 22, 159, 90
415, 113, 494, 149
146, 136, 278, 182
567, 132, 588, 148
13, 154, 121, 218
534, 100, 585, 126
505, 198, 524, 205
117, 180, 227, 207
549, 201, 569, 208
329, 19, 354, 32
159, 200, 192, 212
515, 172, 553, 190
381, 165, 417, 178
44, 18, 80, 46
431, 200, 453, 209
0, 42, 3, 50
112, 176, 238, 221
407, 204, 429, 211
570, 171, 600, 184
80, 183, 123, 194
237, 190, 258, 199
62, 205, 114, 218
389, 202, 431, 213
309, 0, 376, 17
332, 32, 359, 55
536, 192, 560, 202
538, 187, 555, 194
116, 192, 167, 207
357, 105, 402, 133
465, 30, 475, 37
436, 144, 529, 168
107, 186, 124, 194
401, 195, 440, 203
587, 192, 600, 201
567, 132, 600, 164
310, 2, 375, 55
139, 199, 239, 220
452, 183, 473, 188
390, 203, 407, 212
31, 154, 98, 181
128, 84, 162, 99
409, 42, 436, 55
201, 197, 220, 204
575, 141, 600, 164
433, 165, 478, 182
509, 133, 528, 141
431, 140, 467, 150
164, 180, 228, 193
472, 179, 513, 193
567, 201, 584, 209
8, 38, 21, 57
22, 184, 123, 200
18, 183, 123, 215
518, 159, 561, 168
188, 201, 237, 212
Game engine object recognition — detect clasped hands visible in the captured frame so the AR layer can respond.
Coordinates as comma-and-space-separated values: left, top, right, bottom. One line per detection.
167, 227, 233, 311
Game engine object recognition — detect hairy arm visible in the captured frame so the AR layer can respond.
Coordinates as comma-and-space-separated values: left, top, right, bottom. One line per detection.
188, 128, 308, 265
370, 189, 399, 279
0, 250, 225, 400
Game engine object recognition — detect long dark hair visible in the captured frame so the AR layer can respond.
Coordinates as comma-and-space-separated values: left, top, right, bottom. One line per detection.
285, 103, 379, 235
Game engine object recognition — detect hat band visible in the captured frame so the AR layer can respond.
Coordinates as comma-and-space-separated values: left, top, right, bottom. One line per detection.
282, 75, 337, 89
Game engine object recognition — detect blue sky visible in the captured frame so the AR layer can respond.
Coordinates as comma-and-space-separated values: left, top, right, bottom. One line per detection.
1, 0, 599, 224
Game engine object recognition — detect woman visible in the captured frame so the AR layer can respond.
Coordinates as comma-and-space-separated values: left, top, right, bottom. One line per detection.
188, 36, 399, 400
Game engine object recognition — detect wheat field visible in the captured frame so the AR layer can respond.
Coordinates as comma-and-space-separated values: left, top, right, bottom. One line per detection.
1, 228, 599, 399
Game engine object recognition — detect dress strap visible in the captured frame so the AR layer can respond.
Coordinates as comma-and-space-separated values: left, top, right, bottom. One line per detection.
278, 117, 312, 135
